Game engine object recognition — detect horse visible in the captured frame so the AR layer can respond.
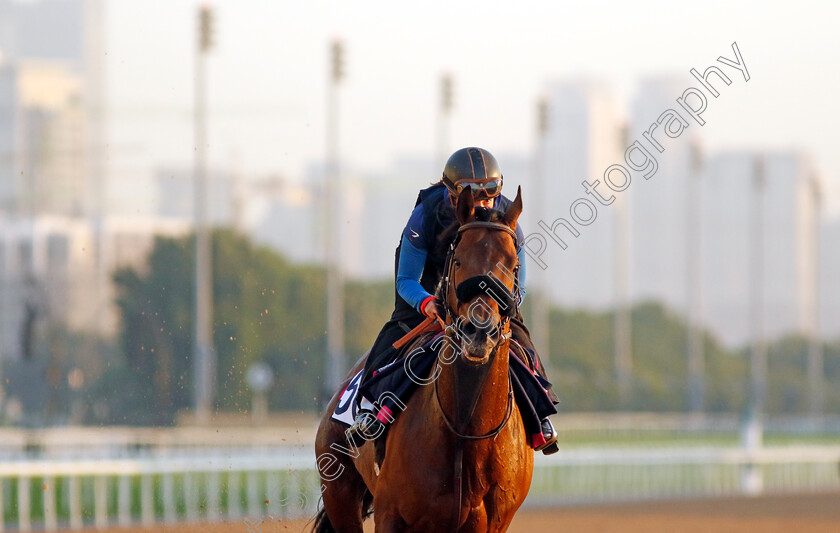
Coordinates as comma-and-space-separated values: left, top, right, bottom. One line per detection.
313, 186, 533, 532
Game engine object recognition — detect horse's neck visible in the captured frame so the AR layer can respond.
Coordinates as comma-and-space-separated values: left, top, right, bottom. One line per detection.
435, 337, 511, 437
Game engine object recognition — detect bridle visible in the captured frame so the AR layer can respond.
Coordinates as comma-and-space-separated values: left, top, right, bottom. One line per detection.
439, 221, 522, 328
435, 220, 521, 438
434, 219, 522, 530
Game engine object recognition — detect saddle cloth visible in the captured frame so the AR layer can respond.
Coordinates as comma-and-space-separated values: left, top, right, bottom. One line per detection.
331, 370, 372, 426
330, 330, 438, 426
332, 332, 557, 445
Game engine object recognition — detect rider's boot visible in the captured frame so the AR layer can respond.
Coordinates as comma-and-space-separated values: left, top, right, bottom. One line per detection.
535, 417, 559, 455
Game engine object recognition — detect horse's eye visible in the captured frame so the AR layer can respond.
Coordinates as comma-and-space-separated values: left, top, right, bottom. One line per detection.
453, 258, 461, 268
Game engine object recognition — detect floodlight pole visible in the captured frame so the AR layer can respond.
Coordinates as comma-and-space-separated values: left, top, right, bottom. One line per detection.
807, 172, 824, 420
748, 154, 767, 434
614, 124, 632, 405
325, 39, 346, 395
686, 140, 705, 413
193, 5, 216, 425
742, 153, 767, 495
529, 98, 551, 368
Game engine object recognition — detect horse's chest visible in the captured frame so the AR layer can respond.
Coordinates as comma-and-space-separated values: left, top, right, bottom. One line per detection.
463, 441, 522, 493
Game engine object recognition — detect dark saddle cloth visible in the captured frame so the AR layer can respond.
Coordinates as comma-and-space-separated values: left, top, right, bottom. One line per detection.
358, 332, 557, 440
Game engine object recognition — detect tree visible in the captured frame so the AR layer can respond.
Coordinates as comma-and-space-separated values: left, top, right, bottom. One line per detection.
95, 230, 327, 424
88, 229, 840, 424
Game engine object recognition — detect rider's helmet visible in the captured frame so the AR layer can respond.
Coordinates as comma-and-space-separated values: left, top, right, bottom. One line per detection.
441, 147, 503, 200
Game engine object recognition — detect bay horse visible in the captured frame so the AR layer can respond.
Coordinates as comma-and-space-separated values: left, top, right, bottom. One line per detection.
313, 187, 533, 532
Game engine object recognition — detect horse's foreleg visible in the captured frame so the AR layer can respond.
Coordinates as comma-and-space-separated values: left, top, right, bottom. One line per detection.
460, 504, 489, 533
480, 485, 518, 533
374, 511, 408, 533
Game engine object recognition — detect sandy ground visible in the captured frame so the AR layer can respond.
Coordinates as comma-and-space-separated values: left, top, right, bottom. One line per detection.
93, 492, 840, 533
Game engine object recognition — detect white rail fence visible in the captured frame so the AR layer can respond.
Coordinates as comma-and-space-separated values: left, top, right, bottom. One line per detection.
0, 454, 320, 532
3, 415, 840, 460
0, 446, 838, 531
0, 427, 316, 461
528, 446, 840, 506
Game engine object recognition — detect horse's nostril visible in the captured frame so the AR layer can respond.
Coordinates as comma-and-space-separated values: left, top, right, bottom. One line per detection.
462, 321, 477, 337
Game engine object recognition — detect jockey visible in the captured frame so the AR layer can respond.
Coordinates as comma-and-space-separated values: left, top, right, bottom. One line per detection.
349, 147, 559, 453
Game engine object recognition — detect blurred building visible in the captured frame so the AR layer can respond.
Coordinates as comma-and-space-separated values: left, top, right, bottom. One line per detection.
701, 150, 818, 346
346, 155, 440, 279
0, 0, 84, 68
336, 153, 530, 281
628, 76, 701, 311
153, 166, 234, 225
243, 153, 532, 281
0, 60, 87, 215
539, 79, 623, 308
0, 215, 190, 360
247, 176, 320, 265
348, 175, 408, 279
822, 217, 840, 339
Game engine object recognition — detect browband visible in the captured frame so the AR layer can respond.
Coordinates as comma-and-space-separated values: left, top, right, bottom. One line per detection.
457, 221, 517, 244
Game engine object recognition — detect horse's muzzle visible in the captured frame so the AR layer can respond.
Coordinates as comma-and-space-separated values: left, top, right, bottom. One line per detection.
456, 316, 501, 364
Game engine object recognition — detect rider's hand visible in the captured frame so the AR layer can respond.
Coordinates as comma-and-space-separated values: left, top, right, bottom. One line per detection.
423, 298, 440, 320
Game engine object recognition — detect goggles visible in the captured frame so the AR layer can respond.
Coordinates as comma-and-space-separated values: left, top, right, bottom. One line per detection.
450, 178, 503, 199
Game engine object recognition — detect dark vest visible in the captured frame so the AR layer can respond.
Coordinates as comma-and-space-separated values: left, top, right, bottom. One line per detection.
390, 183, 514, 321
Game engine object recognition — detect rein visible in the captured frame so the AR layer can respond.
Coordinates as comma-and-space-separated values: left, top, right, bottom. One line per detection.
436, 219, 519, 531
433, 357, 514, 441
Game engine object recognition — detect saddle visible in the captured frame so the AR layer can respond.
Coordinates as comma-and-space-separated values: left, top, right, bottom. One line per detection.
362, 326, 442, 466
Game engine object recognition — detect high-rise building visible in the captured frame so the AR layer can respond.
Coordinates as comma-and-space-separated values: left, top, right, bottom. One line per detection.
0, 214, 190, 358
701, 150, 818, 346
539, 79, 623, 308
153, 166, 234, 225
331, 152, 531, 282
629, 76, 701, 311
247, 176, 320, 266
0, 60, 86, 215
0, 0, 84, 68
821, 217, 840, 340
347, 173, 414, 280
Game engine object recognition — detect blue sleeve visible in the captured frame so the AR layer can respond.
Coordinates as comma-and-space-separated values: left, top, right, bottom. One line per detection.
517, 246, 527, 301
515, 223, 526, 301
402, 203, 428, 248
396, 234, 433, 312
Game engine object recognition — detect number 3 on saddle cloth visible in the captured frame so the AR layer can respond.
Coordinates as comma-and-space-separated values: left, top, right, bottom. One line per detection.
346, 330, 558, 450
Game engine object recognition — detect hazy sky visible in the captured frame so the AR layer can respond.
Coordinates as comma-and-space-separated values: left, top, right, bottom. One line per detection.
105, 0, 840, 212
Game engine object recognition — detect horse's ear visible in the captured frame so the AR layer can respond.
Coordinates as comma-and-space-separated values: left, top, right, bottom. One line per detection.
456, 187, 475, 224
503, 186, 523, 229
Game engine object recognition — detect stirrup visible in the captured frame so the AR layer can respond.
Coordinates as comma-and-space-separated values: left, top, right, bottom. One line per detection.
347, 410, 382, 445
534, 418, 558, 453
541, 442, 559, 455
347, 409, 371, 435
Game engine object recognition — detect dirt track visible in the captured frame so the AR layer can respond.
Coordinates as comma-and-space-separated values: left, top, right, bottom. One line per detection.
97, 492, 840, 533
